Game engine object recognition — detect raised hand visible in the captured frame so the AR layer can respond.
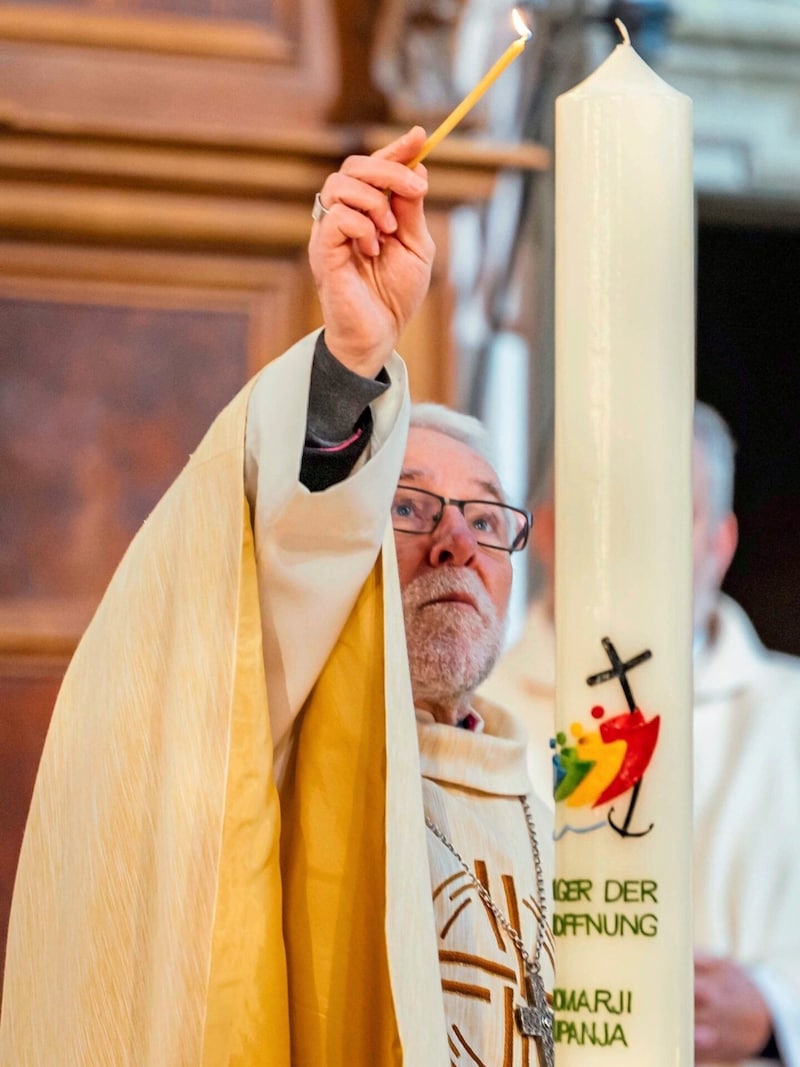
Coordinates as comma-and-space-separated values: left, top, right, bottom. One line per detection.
308, 126, 435, 378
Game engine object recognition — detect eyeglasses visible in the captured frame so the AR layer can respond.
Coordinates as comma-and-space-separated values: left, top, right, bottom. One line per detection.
391, 485, 531, 554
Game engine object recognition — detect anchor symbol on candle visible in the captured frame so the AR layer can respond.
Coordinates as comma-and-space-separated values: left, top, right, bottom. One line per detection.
586, 637, 657, 838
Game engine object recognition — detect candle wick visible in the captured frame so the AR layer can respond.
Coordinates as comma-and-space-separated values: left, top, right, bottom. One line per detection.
614, 17, 631, 46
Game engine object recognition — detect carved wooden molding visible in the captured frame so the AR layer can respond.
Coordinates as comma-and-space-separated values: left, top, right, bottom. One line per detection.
0, 599, 91, 660
0, 6, 292, 61
0, 181, 316, 250
0, 123, 549, 250
0, 0, 336, 138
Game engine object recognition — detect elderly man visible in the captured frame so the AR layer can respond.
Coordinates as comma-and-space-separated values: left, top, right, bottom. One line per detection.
482, 401, 800, 1067
0, 128, 553, 1067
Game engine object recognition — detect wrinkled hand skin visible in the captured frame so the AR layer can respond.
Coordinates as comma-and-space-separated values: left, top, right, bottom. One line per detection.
695, 953, 773, 1062
308, 126, 436, 380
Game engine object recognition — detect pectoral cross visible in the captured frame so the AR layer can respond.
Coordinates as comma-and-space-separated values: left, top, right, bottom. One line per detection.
515, 969, 554, 1067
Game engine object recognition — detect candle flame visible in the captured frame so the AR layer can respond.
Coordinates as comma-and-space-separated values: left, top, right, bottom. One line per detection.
511, 7, 532, 41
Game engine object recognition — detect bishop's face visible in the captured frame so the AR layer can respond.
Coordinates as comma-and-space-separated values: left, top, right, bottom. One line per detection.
394, 426, 513, 724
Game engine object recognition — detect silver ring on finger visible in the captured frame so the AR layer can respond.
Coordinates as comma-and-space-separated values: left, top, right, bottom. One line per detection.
312, 192, 331, 222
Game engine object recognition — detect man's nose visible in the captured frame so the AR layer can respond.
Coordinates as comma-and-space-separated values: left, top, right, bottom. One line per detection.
428, 506, 478, 568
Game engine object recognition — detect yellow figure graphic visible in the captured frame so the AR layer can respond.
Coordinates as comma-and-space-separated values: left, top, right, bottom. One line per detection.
566, 723, 626, 808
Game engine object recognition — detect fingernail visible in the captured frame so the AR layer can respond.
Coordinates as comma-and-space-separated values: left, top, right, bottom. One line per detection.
385, 210, 398, 233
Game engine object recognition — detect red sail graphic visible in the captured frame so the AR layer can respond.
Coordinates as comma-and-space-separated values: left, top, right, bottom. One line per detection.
592, 710, 660, 807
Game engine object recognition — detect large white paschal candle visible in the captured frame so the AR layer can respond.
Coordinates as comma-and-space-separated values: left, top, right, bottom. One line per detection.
552, 21, 694, 1067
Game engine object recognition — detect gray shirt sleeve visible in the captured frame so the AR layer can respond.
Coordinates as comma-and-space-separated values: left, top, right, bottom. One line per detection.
301, 331, 391, 491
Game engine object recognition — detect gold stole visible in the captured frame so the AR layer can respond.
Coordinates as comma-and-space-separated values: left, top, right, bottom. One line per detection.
202, 502, 399, 1065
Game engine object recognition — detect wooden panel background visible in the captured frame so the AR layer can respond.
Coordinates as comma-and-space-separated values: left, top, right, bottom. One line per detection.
0, 0, 331, 139
0, 0, 548, 985
0, 298, 250, 601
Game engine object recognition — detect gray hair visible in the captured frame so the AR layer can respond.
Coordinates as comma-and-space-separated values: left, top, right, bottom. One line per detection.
407, 402, 510, 503
408, 402, 497, 468
693, 401, 737, 525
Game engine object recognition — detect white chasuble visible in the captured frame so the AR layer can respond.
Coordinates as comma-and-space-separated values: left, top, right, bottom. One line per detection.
418, 698, 556, 1067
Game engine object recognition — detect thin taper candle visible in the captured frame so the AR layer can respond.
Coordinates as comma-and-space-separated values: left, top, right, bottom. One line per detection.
408, 9, 531, 168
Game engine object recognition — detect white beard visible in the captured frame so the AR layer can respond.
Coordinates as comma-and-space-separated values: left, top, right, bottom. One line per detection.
402, 569, 505, 711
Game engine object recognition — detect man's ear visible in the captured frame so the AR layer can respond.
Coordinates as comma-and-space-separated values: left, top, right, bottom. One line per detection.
714, 512, 739, 587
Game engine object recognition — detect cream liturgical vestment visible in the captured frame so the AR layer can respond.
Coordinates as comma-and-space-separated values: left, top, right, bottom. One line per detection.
0, 331, 451, 1067
419, 697, 556, 1067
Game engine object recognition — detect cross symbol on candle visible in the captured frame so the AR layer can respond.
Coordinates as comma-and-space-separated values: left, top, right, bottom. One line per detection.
586, 636, 651, 712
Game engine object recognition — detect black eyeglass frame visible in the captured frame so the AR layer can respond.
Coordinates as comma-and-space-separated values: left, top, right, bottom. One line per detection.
392, 484, 532, 554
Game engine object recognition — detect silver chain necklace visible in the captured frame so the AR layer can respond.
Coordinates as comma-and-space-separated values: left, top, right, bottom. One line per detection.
425, 795, 555, 1067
